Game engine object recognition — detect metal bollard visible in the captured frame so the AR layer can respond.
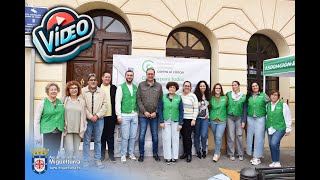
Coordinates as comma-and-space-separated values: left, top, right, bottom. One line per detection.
240, 167, 258, 180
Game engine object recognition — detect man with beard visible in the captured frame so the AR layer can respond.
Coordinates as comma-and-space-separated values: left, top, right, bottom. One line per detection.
115, 70, 139, 163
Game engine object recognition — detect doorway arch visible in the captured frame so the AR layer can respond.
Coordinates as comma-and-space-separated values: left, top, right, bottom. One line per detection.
247, 34, 279, 95
67, 9, 132, 86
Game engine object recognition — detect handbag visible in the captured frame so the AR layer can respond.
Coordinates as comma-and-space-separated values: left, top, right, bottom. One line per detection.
57, 133, 65, 157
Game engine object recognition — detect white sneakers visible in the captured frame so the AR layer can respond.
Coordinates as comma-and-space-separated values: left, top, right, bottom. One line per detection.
95, 160, 105, 169
121, 155, 127, 163
212, 154, 220, 162
269, 162, 281, 167
238, 155, 244, 161
229, 155, 235, 161
274, 162, 281, 167
251, 158, 261, 165
230, 155, 243, 161
121, 154, 137, 163
269, 162, 275, 167
251, 158, 282, 166
129, 154, 137, 160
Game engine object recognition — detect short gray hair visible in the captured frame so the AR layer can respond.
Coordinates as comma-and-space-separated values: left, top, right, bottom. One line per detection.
45, 82, 60, 95
87, 73, 96, 81
146, 67, 155, 74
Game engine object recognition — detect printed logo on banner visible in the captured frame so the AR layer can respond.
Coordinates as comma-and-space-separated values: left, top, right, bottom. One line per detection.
142, 60, 154, 72
31, 148, 49, 175
32, 7, 94, 63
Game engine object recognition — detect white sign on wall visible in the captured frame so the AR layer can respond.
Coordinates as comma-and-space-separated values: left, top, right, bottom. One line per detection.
112, 55, 211, 157
112, 55, 210, 93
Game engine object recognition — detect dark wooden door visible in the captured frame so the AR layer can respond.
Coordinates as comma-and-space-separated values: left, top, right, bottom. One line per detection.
67, 39, 130, 86
67, 39, 100, 87
67, 39, 131, 143
101, 40, 131, 80
67, 10, 132, 87
66, 10, 132, 143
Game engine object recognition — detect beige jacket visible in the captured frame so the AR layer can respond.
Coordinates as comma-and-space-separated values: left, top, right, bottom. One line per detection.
81, 86, 108, 119
62, 96, 87, 138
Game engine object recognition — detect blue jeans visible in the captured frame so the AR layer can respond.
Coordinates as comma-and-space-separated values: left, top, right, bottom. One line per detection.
210, 121, 227, 155
82, 117, 104, 161
246, 116, 266, 158
120, 115, 139, 156
268, 130, 285, 162
194, 118, 209, 152
139, 117, 159, 155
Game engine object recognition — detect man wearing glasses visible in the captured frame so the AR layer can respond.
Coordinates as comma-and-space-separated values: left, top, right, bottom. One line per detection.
81, 73, 108, 168
137, 68, 163, 162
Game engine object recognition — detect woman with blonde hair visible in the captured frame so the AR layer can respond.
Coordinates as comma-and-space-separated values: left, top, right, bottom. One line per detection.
180, 81, 198, 162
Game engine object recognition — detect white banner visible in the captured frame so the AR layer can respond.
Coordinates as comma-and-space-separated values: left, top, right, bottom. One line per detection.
112, 55, 210, 157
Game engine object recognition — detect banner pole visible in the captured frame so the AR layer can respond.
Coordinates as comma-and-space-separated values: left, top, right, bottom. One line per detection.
263, 75, 266, 93
30, 48, 35, 147
263, 62, 266, 93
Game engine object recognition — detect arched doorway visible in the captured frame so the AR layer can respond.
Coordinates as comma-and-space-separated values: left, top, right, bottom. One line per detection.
247, 34, 279, 95
166, 27, 211, 59
67, 9, 131, 86
166, 27, 213, 151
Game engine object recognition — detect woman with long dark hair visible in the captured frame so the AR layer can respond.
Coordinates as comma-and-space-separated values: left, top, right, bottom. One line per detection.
225, 81, 246, 161
245, 81, 270, 165
209, 83, 228, 162
193, 80, 211, 159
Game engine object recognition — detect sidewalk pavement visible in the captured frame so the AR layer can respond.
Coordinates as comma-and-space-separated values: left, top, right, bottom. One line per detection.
79, 148, 295, 180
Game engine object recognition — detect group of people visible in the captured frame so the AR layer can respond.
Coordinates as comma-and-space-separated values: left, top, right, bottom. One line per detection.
34, 67, 292, 169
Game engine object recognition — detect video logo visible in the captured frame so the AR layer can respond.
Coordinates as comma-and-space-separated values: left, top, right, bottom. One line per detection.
32, 7, 94, 63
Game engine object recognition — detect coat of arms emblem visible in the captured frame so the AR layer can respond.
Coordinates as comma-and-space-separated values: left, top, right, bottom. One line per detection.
32, 148, 48, 174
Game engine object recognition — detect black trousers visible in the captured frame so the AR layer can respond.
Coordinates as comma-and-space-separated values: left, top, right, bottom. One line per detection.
180, 119, 194, 155
43, 132, 61, 157
101, 116, 116, 156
